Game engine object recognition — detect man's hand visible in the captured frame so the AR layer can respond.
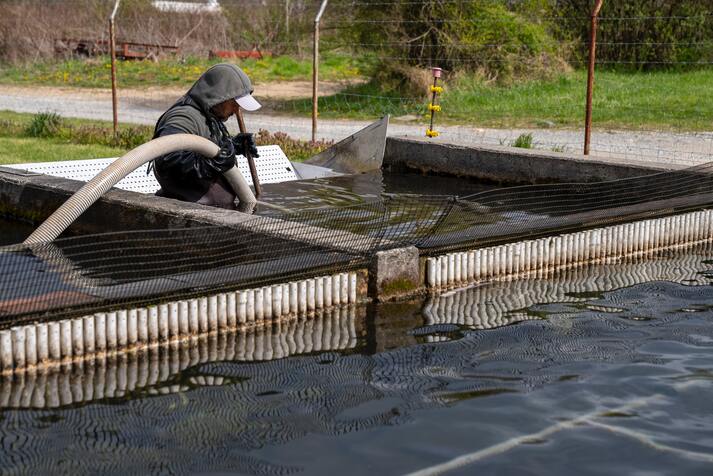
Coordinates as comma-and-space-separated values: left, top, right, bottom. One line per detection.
232, 133, 260, 158
212, 139, 237, 172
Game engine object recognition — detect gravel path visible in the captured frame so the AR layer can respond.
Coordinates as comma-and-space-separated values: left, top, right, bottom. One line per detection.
2, 85, 711, 166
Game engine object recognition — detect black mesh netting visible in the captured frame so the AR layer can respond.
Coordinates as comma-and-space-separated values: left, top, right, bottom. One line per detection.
2, 162, 713, 323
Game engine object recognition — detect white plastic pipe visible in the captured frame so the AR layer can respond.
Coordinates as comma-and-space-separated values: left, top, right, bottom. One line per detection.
24, 134, 256, 244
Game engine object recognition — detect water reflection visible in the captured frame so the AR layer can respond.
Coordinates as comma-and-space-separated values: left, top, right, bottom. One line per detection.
256, 171, 497, 214
0, 217, 33, 246
422, 246, 713, 336
1, 306, 363, 409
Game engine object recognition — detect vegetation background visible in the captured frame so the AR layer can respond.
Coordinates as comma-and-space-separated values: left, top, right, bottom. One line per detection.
0, 0, 711, 154
2, 0, 710, 75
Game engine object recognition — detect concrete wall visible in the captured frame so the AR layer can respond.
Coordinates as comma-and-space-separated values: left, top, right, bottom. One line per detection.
0, 166, 254, 235
0, 167, 407, 302
384, 136, 681, 185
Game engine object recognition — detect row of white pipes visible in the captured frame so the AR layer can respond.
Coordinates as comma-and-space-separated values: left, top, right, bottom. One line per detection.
427, 209, 713, 289
424, 243, 712, 329
0, 305, 359, 409
1, 272, 360, 374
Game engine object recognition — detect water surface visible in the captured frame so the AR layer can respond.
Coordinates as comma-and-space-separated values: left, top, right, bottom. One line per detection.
2, 247, 713, 475
256, 171, 499, 214
0, 216, 32, 246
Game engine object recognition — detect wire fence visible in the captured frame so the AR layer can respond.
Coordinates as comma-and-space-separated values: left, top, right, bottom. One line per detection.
301, 4, 713, 166
1, 0, 712, 166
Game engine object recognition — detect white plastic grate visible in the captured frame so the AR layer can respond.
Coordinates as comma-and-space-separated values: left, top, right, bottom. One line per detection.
6, 145, 298, 194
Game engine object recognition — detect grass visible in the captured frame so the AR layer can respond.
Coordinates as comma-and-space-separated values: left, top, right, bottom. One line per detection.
0, 137, 125, 165
277, 68, 713, 131
0, 110, 330, 163
511, 133, 533, 148
2, 56, 711, 131
0, 53, 370, 89
441, 69, 713, 130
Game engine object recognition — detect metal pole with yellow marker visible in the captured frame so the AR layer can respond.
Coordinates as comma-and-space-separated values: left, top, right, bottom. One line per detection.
426, 67, 443, 138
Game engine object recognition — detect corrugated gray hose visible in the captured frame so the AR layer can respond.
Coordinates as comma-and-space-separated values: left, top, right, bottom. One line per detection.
23, 134, 257, 245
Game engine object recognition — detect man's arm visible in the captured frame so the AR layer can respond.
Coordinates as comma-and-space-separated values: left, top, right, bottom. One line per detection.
154, 125, 235, 181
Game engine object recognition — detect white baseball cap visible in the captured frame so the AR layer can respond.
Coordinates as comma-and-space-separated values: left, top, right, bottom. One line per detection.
235, 93, 261, 111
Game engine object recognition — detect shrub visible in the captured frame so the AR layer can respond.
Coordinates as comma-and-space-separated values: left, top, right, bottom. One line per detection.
25, 111, 63, 138
0, 0, 315, 64
549, 0, 713, 70
350, 0, 569, 82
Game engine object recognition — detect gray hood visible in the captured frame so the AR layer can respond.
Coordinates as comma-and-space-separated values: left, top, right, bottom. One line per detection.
187, 63, 253, 111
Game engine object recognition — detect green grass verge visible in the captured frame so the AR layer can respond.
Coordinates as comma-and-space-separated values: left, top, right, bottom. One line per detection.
0, 137, 125, 165
0, 53, 370, 88
277, 68, 713, 131
3, 55, 709, 131
441, 69, 713, 130
0, 110, 329, 163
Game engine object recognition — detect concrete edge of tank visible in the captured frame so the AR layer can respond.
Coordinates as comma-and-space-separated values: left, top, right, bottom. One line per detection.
383, 136, 683, 185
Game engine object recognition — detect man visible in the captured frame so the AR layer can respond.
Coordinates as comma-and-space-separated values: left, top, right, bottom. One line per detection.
151, 63, 261, 208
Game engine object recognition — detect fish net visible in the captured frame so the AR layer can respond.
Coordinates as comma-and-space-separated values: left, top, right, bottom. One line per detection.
2, 161, 713, 323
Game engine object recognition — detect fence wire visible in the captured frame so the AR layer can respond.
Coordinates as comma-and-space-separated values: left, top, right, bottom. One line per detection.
3, 1, 710, 166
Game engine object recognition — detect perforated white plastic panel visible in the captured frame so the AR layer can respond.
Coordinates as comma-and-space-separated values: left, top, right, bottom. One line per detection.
7, 145, 298, 194
236, 145, 298, 185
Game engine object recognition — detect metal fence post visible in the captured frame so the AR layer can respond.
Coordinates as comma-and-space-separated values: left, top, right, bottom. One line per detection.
312, 0, 329, 143
285, 0, 290, 37
584, 0, 604, 155
109, 0, 121, 137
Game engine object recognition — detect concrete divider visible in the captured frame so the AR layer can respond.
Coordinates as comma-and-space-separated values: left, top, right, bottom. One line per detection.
0, 305, 364, 408
426, 209, 713, 290
384, 136, 681, 184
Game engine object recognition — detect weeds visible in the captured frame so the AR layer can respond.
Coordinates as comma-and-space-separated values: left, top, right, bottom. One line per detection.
255, 129, 333, 162
5, 111, 153, 149
512, 133, 533, 149
0, 119, 24, 137
25, 111, 63, 138
2, 112, 329, 162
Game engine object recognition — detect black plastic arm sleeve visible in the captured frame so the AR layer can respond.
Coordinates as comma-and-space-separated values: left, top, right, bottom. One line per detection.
154, 126, 228, 180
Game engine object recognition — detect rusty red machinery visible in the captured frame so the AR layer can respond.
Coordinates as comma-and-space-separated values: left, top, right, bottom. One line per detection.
55, 38, 179, 60
209, 49, 271, 60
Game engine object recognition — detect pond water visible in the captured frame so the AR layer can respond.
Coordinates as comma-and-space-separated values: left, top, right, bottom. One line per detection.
2, 247, 713, 475
0, 216, 33, 246
0, 171, 501, 247
255, 171, 499, 214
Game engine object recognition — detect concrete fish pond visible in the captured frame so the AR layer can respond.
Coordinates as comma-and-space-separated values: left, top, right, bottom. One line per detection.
2, 126, 713, 368
2, 126, 713, 474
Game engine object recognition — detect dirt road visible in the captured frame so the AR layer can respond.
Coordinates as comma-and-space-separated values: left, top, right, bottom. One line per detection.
1, 84, 711, 166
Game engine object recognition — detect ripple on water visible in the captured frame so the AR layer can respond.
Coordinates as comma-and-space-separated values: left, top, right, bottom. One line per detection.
2, 262, 713, 474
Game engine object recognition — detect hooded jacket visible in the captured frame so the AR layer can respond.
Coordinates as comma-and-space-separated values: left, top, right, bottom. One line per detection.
152, 64, 254, 207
